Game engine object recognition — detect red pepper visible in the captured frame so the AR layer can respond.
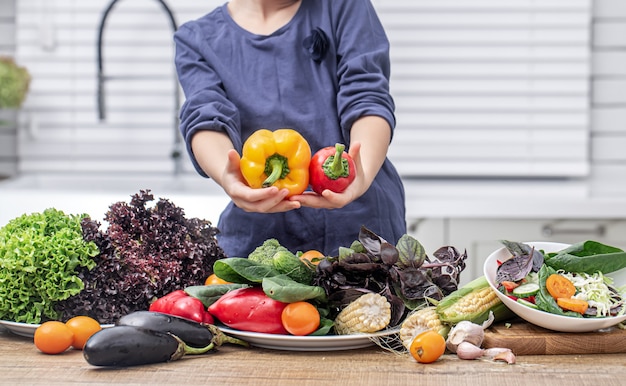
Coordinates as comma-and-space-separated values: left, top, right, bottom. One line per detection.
309, 143, 356, 194
208, 287, 288, 334
149, 290, 214, 324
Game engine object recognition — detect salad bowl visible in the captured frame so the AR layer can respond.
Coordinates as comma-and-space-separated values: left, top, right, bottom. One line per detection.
484, 241, 626, 333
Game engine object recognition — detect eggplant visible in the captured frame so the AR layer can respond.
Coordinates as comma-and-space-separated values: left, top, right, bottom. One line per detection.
116, 311, 249, 348
83, 325, 199, 367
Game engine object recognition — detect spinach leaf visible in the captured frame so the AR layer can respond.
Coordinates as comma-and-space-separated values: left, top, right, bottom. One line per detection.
262, 275, 327, 303
213, 257, 280, 284
185, 283, 250, 307
534, 265, 581, 318
309, 317, 334, 336
544, 241, 626, 274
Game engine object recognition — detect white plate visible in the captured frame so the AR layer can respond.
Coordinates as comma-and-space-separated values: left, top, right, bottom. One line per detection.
484, 241, 626, 333
0, 320, 113, 338
218, 326, 400, 351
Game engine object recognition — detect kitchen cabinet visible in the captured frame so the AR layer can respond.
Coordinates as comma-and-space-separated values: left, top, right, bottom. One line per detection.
408, 218, 626, 285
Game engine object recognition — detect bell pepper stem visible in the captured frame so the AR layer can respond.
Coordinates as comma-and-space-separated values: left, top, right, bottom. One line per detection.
263, 154, 290, 187
323, 143, 349, 180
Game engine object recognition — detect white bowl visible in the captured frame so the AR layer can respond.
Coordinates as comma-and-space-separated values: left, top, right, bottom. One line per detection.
484, 241, 626, 332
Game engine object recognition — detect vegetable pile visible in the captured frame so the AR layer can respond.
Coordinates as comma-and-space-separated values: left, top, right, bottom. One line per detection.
495, 240, 626, 318
0, 208, 99, 323
178, 226, 469, 337
54, 190, 227, 323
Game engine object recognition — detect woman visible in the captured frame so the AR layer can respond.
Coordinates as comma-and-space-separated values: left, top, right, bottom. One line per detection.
174, 0, 406, 257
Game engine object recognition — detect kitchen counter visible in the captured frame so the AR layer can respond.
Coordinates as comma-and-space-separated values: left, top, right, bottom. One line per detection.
3, 174, 626, 225
1, 328, 624, 386
401, 178, 626, 219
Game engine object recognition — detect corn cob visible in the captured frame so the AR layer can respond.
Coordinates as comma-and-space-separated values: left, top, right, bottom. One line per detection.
436, 276, 515, 325
333, 292, 391, 335
399, 306, 451, 349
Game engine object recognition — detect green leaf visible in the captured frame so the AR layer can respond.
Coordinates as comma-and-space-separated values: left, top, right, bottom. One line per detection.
261, 275, 327, 303
184, 284, 249, 307
396, 233, 426, 268
544, 240, 626, 274
213, 258, 280, 284
534, 265, 581, 317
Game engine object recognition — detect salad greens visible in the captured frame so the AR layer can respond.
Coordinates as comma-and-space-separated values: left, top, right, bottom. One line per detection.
496, 240, 625, 319
544, 240, 626, 274
0, 208, 99, 323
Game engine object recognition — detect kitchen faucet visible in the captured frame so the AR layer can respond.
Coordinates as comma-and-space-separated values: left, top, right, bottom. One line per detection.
96, 0, 183, 176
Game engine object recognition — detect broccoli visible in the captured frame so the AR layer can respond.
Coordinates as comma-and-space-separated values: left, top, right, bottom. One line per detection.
248, 238, 289, 265
248, 239, 315, 284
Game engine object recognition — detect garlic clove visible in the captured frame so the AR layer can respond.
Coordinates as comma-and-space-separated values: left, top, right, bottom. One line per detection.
484, 347, 516, 364
455, 341, 485, 360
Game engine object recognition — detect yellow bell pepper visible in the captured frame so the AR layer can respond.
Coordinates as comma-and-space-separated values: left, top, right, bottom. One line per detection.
240, 128, 311, 197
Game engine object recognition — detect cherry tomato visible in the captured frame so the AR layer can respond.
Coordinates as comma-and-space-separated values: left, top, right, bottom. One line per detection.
65, 316, 102, 350
205, 273, 231, 285
546, 274, 576, 300
409, 330, 446, 364
299, 250, 324, 266
281, 301, 320, 336
34, 321, 74, 354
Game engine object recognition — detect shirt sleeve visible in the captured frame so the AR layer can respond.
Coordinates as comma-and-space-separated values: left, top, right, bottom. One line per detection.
174, 23, 242, 177
333, 0, 396, 139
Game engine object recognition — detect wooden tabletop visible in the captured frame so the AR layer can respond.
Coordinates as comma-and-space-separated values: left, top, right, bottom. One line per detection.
1, 328, 625, 386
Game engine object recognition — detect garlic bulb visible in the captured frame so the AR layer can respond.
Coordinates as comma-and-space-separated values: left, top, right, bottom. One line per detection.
445, 320, 485, 353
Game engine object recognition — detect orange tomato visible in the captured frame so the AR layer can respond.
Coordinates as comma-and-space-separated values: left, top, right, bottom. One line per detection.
409, 330, 446, 364
65, 316, 102, 350
546, 274, 576, 300
299, 250, 324, 265
281, 301, 320, 336
557, 297, 589, 314
205, 273, 231, 285
34, 321, 74, 354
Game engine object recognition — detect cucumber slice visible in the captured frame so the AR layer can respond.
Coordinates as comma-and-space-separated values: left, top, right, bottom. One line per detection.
512, 282, 540, 298
517, 298, 538, 309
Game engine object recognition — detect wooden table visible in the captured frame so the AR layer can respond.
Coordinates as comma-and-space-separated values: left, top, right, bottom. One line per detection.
1, 329, 625, 386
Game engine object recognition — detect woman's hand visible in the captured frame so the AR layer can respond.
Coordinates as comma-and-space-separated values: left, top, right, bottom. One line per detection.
292, 116, 392, 209
290, 142, 367, 209
221, 149, 302, 213
192, 131, 300, 213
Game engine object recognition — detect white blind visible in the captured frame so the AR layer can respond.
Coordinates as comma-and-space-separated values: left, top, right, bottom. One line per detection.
377, 0, 592, 177
16, 0, 591, 177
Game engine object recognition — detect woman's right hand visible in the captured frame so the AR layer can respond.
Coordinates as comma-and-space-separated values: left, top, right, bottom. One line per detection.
221, 149, 302, 213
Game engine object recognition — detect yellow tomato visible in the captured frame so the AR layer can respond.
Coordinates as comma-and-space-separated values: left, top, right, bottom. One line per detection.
205, 273, 231, 285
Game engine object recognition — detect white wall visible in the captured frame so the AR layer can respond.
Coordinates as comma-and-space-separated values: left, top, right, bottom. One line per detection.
8, 0, 626, 197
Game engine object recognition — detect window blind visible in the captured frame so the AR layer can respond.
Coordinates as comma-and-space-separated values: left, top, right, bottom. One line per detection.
15, 0, 591, 177
375, 0, 592, 177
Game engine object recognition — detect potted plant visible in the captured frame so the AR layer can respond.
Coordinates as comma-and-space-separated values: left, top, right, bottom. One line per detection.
0, 57, 30, 177
0, 56, 30, 111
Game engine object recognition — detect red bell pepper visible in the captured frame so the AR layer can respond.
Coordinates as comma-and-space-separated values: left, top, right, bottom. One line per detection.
149, 290, 214, 324
208, 287, 288, 334
309, 143, 356, 194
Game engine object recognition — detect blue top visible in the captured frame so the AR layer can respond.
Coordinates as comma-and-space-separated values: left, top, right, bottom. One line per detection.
174, 0, 406, 257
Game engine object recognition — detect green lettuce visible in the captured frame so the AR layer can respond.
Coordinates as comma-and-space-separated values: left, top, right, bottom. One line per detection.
0, 208, 98, 323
